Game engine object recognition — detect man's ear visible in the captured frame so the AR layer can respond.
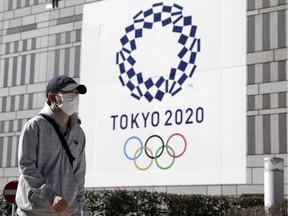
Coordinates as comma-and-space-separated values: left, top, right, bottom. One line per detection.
47, 93, 54, 100
47, 93, 58, 105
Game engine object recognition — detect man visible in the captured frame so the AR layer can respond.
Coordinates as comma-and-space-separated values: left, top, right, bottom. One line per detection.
16, 75, 88, 215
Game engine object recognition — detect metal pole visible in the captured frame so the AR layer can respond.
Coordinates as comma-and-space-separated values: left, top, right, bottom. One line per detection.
264, 157, 284, 207
11, 204, 15, 216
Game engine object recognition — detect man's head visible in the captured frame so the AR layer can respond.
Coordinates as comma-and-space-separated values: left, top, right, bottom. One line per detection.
46, 76, 87, 115
46, 75, 87, 97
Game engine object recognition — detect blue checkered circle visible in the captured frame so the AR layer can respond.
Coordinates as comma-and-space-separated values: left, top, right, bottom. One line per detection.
116, 2, 200, 102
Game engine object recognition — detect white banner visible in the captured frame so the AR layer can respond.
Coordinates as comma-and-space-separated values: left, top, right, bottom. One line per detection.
80, 0, 246, 187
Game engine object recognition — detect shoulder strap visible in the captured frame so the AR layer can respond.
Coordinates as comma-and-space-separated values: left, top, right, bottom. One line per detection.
39, 113, 75, 168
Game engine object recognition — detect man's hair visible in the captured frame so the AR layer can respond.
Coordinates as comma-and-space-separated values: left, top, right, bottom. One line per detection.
47, 99, 52, 106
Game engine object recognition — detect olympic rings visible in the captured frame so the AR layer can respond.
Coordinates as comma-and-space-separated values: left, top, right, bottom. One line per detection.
166, 133, 187, 158
124, 133, 187, 170
133, 146, 154, 171
144, 135, 164, 159
124, 136, 143, 160
155, 145, 175, 170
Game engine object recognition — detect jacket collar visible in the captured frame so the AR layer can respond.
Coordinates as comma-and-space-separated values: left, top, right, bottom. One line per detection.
39, 102, 79, 132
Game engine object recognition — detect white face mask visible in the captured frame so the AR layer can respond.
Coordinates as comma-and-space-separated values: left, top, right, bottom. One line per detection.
57, 93, 79, 116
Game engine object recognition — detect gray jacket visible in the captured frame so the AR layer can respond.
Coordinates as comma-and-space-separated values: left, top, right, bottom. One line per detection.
16, 103, 87, 216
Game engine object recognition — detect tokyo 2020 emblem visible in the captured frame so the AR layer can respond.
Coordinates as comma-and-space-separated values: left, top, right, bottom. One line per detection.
116, 2, 201, 102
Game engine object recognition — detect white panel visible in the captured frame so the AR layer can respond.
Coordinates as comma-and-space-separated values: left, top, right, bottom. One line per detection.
0, 59, 5, 87
80, 0, 246, 187
38, 52, 48, 82
221, 0, 246, 67
11, 136, 18, 167
25, 55, 31, 84
2, 137, 8, 167
7, 58, 13, 87
16, 56, 22, 85
59, 49, 65, 75
271, 114, 279, 154
255, 115, 264, 154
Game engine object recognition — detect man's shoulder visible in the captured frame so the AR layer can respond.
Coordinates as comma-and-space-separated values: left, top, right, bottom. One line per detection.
23, 114, 51, 131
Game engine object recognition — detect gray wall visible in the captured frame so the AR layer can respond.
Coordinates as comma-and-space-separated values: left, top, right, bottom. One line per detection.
0, 0, 287, 198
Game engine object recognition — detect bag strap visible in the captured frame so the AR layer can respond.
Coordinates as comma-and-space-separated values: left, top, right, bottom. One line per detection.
39, 113, 75, 168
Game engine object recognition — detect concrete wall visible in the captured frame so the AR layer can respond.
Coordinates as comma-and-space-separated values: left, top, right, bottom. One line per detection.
0, 0, 287, 198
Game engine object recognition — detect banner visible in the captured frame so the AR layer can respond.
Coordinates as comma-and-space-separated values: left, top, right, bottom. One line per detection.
80, 0, 246, 187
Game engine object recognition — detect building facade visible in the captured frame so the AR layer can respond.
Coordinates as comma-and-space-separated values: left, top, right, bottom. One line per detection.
0, 0, 287, 198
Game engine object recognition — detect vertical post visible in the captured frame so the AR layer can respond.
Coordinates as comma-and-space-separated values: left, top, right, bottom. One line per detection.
11, 204, 15, 216
264, 157, 284, 207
